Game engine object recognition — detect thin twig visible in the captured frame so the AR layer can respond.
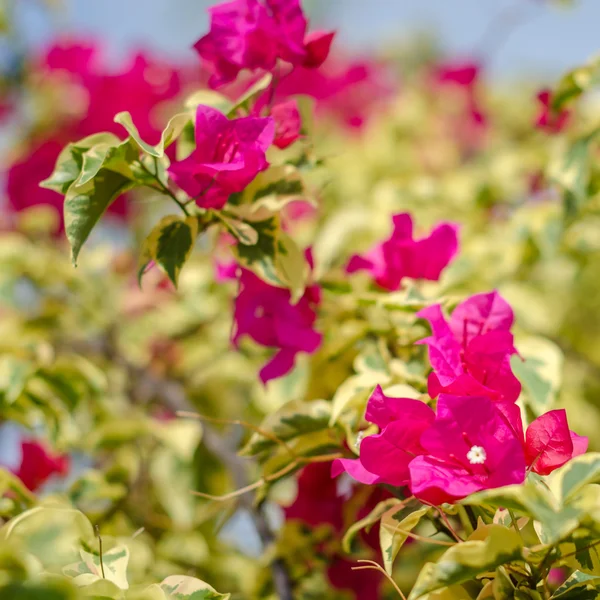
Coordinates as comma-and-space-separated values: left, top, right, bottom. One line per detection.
176, 410, 298, 461
508, 508, 524, 542
190, 453, 343, 501
380, 522, 455, 547
427, 504, 464, 543
139, 158, 190, 216
95, 525, 106, 579
351, 560, 407, 600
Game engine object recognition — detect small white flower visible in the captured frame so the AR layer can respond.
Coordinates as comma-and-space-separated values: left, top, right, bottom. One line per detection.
467, 445, 487, 465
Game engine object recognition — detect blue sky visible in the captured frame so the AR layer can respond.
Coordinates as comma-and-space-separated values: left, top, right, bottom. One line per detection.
17, 0, 600, 81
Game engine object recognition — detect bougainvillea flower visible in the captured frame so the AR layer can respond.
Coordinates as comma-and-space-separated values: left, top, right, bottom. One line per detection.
168, 105, 274, 209
333, 385, 435, 486
285, 462, 386, 599
227, 264, 321, 383
431, 60, 487, 151
277, 55, 395, 130
346, 213, 459, 291
409, 395, 526, 505
271, 99, 302, 149
535, 89, 570, 134
495, 403, 588, 476
194, 0, 335, 88
418, 291, 521, 402
14, 440, 70, 492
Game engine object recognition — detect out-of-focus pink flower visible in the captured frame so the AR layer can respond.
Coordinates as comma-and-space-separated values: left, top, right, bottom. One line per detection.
332, 385, 435, 486
168, 104, 274, 209
418, 291, 521, 402
194, 0, 335, 88
13, 440, 70, 492
535, 89, 570, 134
224, 261, 321, 383
271, 99, 302, 149
347, 213, 459, 291
409, 395, 526, 505
285, 461, 387, 599
277, 55, 395, 130
431, 60, 487, 150
7, 40, 182, 230
495, 403, 588, 476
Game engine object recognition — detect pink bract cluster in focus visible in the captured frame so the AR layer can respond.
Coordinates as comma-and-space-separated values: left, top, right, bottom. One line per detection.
333, 290, 587, 505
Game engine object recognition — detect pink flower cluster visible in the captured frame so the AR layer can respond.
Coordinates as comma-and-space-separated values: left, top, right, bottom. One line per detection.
417, 291, 521, 401
535, 89, 570, 134
168, 105, 275, 209
194, 0, 334, 87
219, 260, 321, 383
333, 291, 587, 505
347, 213, 459, 291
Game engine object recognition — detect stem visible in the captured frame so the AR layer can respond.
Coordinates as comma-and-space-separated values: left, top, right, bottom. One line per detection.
508, 508, 524, 542
95, 525, 106, 579
139, 158, 189, 216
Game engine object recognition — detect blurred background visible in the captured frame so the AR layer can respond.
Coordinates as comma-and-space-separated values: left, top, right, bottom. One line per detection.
15, 0, 600, 79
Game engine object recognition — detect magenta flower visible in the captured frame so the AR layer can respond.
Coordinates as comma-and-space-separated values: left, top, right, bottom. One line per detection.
332, 385, 435, 486
228, 265, 321, 383
495, 403, 588, 476
168, 105, 274, 209
276, 55, 395, 130
409, 395, 526, 505
431, 60, 488, 151
14, 440, 70, 492
535, 89, 570, 134
418, 291, 521, 402
346, 213, 459, 291
194, 0, 335, 88
271, 99, 302, 149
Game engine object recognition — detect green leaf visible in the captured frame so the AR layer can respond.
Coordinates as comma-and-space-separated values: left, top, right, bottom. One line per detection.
232, 217, 309, 299
510, 337, 563, 415
329, 372, 386, 426
552, 571, 600, 599
547, 453, 600, 504
342, 497, 402, 553
548, 129, 600, 214
65, 170, 136, 266
213, 212, 258, 246
114, 111, 192, 158
552, 58, 600, 111
240, 399, 332, 458
40, 133, 121, 194
2, 506, 96, 569
408, 526, 523, 599
380, 505, 429, 575
160, 575, 230, 600
138, 215, 199, 287
184, 90, 233, 115
0, 580, 79, 600
64, 546, 130, 590
462, 479, 581, 544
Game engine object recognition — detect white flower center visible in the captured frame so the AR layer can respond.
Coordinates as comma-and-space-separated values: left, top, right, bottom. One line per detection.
355, 431, 365, 449
467, 445, 487, 465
